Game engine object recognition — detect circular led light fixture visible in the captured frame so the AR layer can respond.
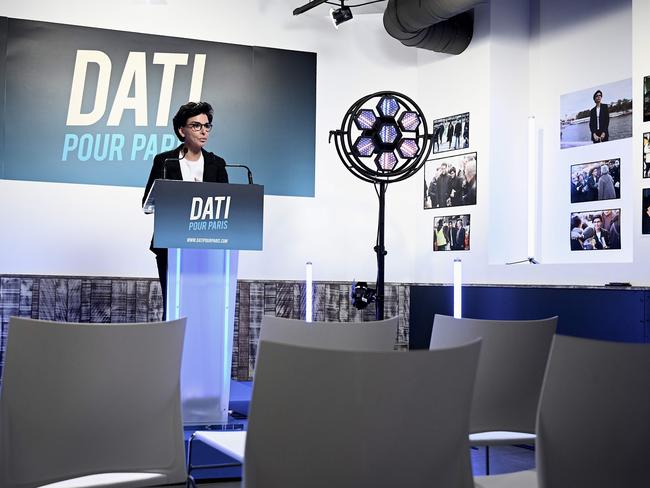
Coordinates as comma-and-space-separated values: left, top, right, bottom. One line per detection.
329, 91, 432, 184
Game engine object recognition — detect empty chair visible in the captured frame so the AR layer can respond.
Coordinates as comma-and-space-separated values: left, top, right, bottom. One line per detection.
187, 315, 400, 477
0, 317, 187, 488
258, 314, 399, 351
242, 338, 482, 488
474, 335, 650, 488
430, 314, 557, 473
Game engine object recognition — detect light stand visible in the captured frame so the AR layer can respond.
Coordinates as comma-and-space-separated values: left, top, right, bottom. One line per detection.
330, 91, 433, 319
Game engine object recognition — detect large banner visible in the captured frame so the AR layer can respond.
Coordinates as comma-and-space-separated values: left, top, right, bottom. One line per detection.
0, 17, 316, 197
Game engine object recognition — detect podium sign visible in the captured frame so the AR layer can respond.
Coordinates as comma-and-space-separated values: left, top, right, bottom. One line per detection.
152, 180, 263, 250
146, 179, 263, 426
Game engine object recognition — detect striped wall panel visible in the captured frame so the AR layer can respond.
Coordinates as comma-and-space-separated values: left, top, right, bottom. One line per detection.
0, 275, 410, 381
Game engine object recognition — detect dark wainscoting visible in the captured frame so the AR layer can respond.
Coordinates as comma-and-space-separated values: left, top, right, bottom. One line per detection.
0, 275, 410, 381
409, 284, 650, 349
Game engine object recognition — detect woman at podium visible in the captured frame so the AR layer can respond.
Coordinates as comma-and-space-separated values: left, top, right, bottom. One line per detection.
143, 101, 229, 320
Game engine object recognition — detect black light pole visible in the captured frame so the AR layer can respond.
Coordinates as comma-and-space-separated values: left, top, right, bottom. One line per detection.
375, 182, 387, 318
330, 91, 433, 320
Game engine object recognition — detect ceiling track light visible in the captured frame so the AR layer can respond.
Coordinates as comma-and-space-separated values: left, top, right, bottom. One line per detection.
330, 6, 353, 29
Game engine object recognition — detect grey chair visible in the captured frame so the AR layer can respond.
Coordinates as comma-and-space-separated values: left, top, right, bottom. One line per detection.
243, 338, 482, 488
258, 314, 399, 351
474, 335, 650, 487
187, 315, 400, 479
0, 317, 187, 488
430, 314, 557, 474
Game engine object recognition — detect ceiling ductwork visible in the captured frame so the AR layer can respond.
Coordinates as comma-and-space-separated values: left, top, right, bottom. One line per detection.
383, 0, 483, 54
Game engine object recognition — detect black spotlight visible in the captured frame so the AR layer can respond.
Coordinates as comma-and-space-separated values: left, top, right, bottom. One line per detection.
330, 92, 433, 320
351, 281, 376, 310
331, 6, 353, 28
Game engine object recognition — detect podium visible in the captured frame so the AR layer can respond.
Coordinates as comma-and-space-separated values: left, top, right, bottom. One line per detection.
144, 180, 263, 425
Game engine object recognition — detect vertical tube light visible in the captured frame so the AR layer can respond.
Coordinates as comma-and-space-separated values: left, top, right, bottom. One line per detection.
453, 258, 462, 318
306, 261, 313, 323
527, 116, 538, 260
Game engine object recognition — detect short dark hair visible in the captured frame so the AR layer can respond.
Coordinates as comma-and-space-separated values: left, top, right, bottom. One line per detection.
571, 215, 582, 228
172, 101, 214, 141
593, 90, 603, 102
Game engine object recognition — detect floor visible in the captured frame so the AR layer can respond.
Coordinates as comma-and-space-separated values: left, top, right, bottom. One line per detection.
187, 381, 536, 485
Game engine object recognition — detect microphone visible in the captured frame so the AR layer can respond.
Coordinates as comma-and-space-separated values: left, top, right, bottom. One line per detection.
162, 158, 180, 180
225, 163, 254, 184
162, 145, 185, 179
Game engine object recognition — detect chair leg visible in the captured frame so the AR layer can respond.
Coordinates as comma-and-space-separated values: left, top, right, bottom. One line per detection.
186, 475, 197, 488
485, 445, 490, 475
187, 432, 198, 480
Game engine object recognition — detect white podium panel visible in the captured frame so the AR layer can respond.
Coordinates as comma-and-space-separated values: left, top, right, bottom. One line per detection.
167, 248, 238, 425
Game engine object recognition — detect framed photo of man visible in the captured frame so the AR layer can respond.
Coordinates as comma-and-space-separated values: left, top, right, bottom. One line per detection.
423, 152, 477, 209
643, 132, 650, 178
570, 159, 621, 203
431, 112, 469, 154
641, 188, 650, 235
560, 79, 632, 149
643, 76, 650, 122
433, 214, 470, 251
570, 208, 621, 251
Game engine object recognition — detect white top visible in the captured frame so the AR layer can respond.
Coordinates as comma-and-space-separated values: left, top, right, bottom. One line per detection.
194, 431, 247, 462
596, 105, 601, 130
179, 150, 204, 182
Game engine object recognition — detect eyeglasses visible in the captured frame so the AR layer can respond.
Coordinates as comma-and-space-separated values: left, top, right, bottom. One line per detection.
185, 122, 213, 132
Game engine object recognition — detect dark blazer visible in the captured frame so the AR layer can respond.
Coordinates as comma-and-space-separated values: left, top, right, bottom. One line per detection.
594, 229, 609, 249
451, 227, 466, 250
589, 103, 609, 141
142, 144, 229, 207
143, 144, 229, 252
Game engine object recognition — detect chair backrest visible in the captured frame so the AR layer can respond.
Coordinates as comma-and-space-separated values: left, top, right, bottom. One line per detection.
536, 335, 650, 488
0, 317, 187, 488
430, 314, 557, 433
244, 339, 482, 488
258, 315, 398, 351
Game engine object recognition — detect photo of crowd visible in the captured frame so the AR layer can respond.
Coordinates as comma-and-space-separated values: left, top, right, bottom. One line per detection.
570, 209, 621, 251
423, 152, 477, 209
433, 214, 470, 251
641, 188, 650, 235
643, 132, 650, 178
431, 112, 469, 154
570, 159, 621, 203
560, 79, 632, 149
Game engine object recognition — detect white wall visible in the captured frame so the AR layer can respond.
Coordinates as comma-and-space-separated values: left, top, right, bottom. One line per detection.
1, 0, 647, 286
411, 0, 646, 287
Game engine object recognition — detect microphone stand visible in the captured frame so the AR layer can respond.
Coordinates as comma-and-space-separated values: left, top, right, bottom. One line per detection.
163, 145, 186, 179
225, 164, 254, 184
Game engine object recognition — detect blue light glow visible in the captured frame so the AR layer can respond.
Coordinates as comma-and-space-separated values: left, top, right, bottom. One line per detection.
398, 139, 419, 158
377, 96, 399, 117
376, 151, 397, 170
353, 136, 376, 157
379, 124, 398, 144
354, 109, 377, 130
398, 111, 420, 131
